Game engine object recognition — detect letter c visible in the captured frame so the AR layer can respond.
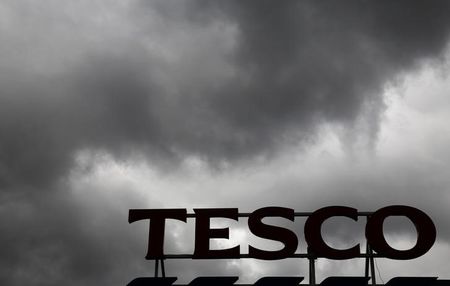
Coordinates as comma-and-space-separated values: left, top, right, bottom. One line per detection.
304, 206, 360, 259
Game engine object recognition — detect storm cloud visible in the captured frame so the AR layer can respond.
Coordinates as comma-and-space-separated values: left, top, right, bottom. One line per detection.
2, 0, 450, 187
1, 0, 450, 285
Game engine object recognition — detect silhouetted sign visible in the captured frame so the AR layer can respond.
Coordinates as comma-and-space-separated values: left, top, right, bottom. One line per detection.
129, 205, 436, 260
128, 205, 445, 286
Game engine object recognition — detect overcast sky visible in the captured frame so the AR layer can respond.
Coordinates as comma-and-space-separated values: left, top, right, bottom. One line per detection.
1, 1, 450, 285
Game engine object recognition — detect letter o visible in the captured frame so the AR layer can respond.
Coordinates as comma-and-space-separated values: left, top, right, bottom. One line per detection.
366, 205, 436, 259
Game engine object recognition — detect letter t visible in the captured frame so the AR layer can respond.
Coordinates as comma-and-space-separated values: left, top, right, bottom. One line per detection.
129, 209, 187, 259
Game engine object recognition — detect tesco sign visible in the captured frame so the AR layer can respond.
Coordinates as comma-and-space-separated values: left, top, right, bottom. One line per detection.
129, 205, 436, 261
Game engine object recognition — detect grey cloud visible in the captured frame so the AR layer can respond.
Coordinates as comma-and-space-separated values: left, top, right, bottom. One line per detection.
194, 0, 450, 155
0, 186, 148, 286
3, 1, 450, 189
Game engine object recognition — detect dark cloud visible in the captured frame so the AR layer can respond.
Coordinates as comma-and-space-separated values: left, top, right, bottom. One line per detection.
3, 1, 450, 188
191, 0, 450, 156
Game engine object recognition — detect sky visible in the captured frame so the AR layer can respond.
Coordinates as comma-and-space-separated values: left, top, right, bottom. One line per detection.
1, 1, 450, 285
